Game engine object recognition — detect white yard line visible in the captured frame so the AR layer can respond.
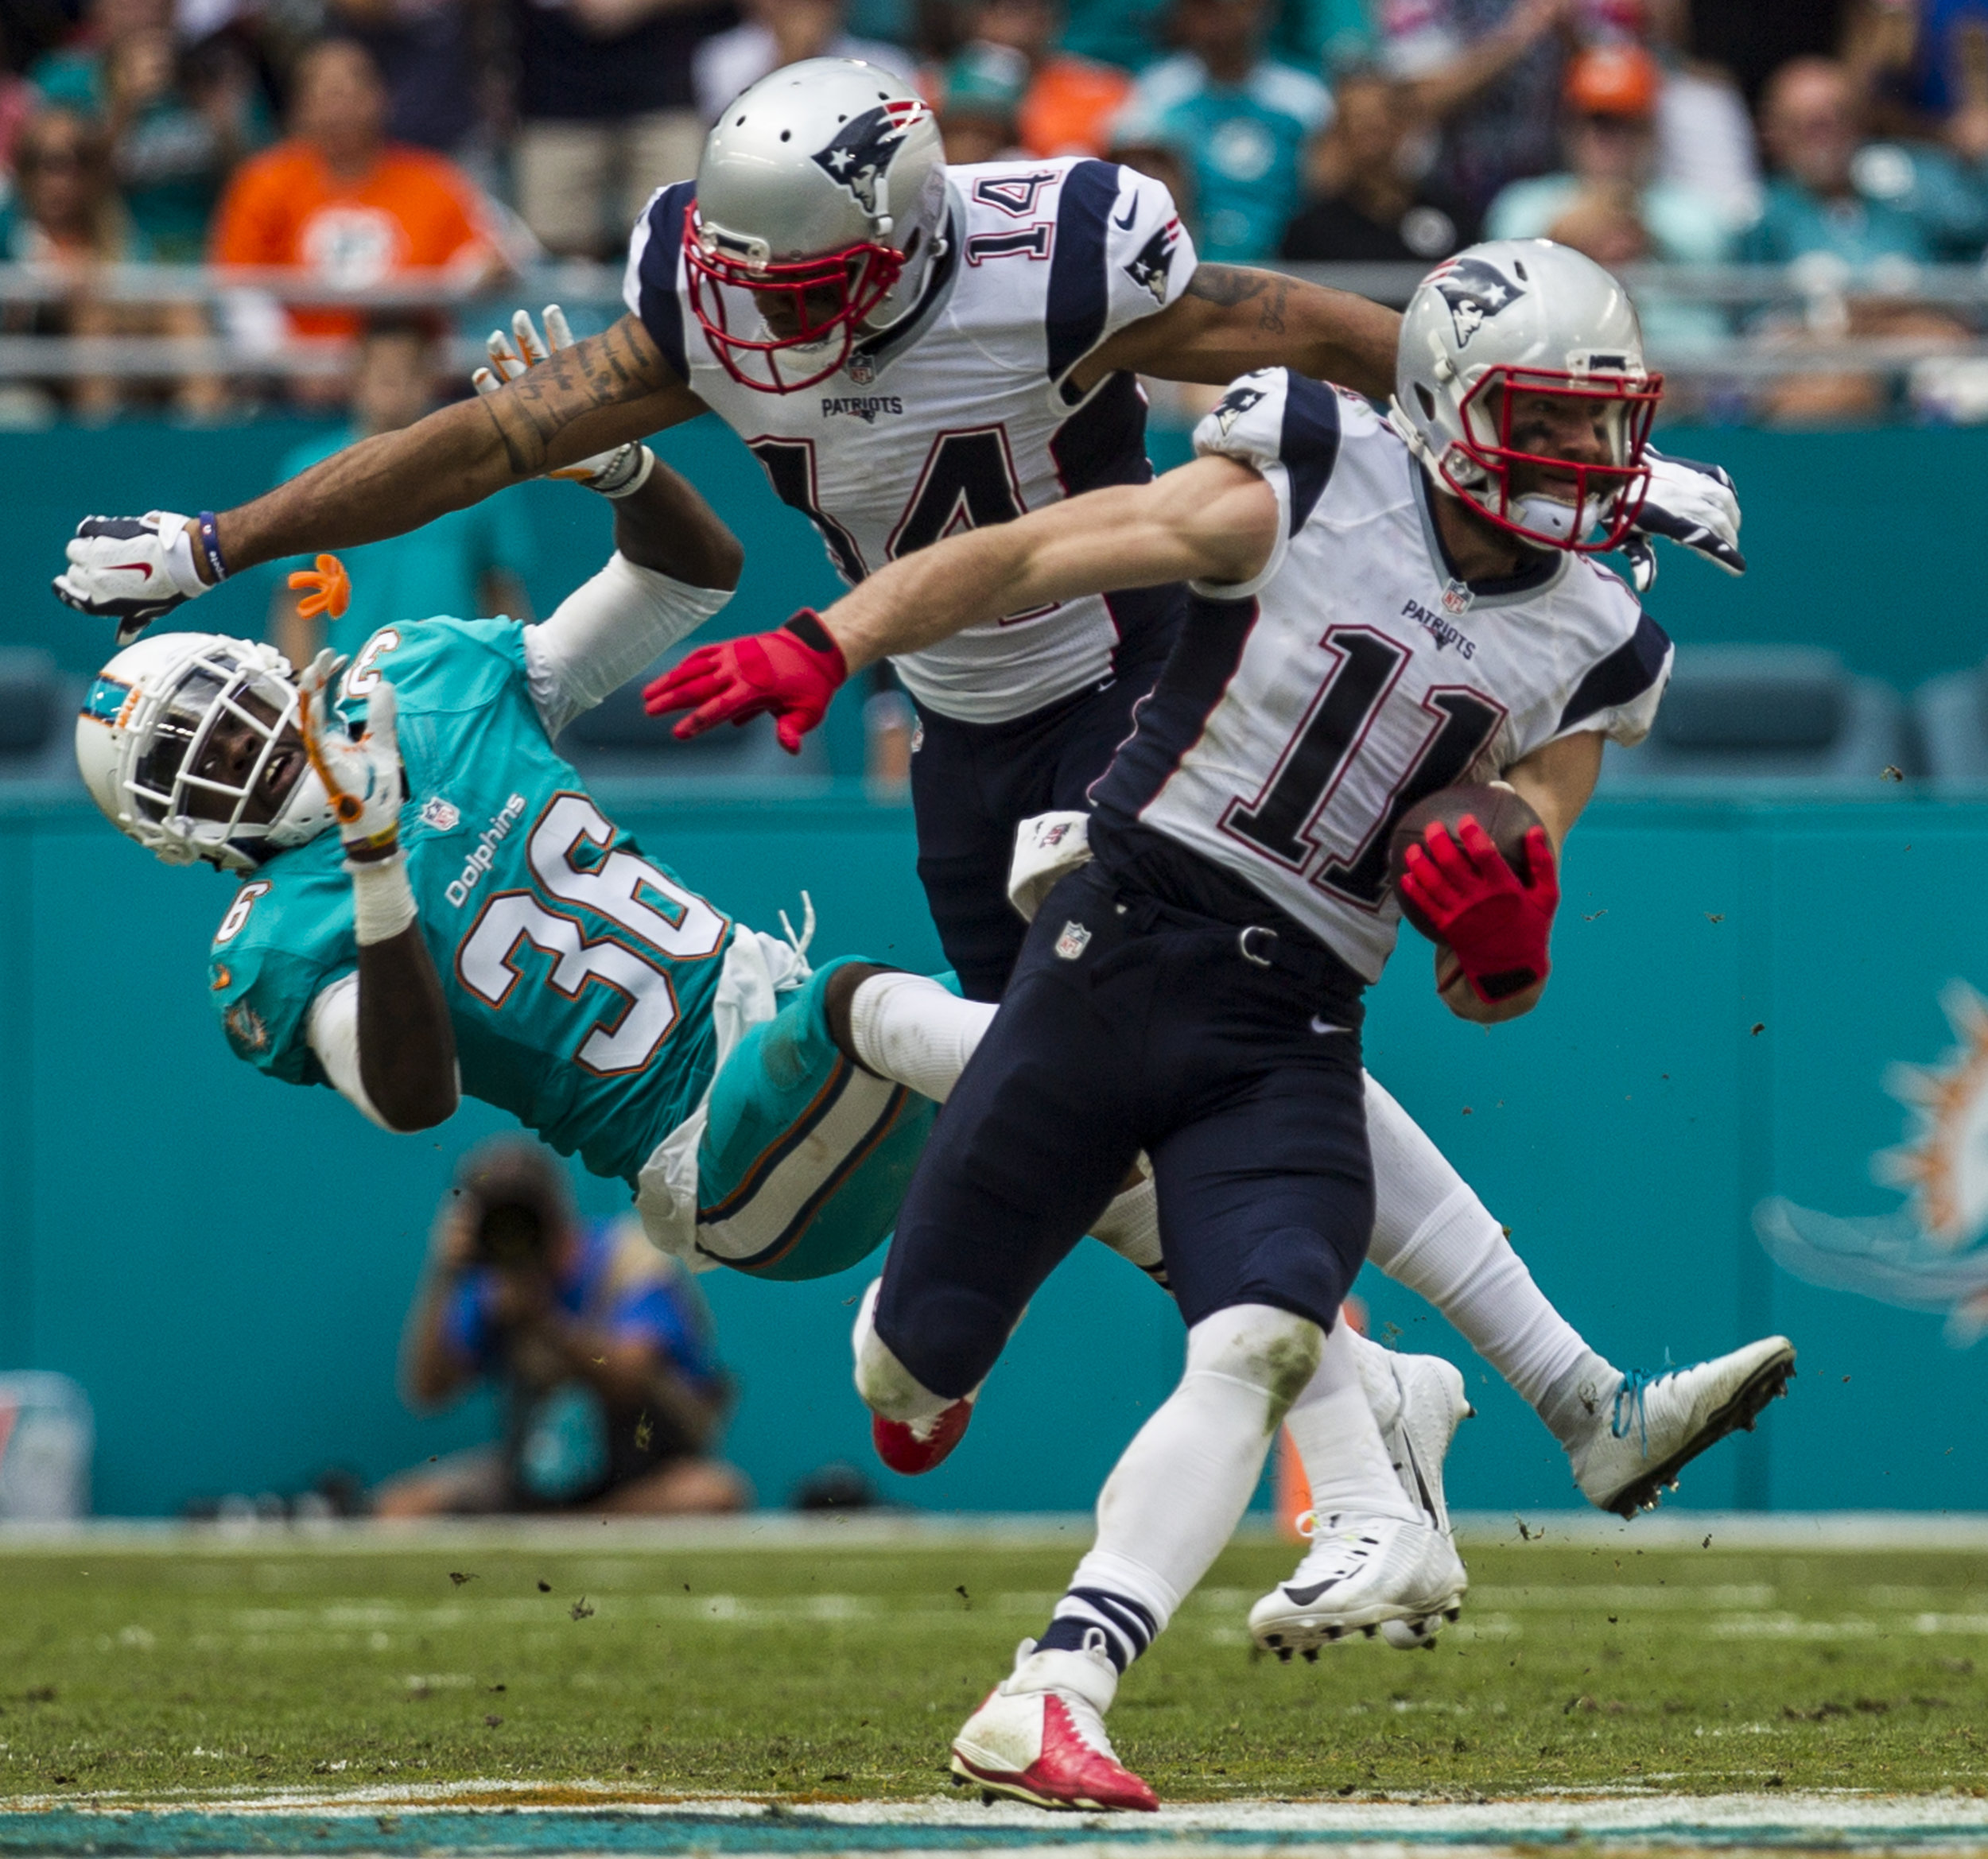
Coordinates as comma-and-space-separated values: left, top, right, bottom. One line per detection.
6, 1785, 1988, 1834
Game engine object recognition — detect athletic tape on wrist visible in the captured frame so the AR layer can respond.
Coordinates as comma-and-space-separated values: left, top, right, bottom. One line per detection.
194, 511, 230, 584
347, 848, 417, 946
593, 445, 657, 500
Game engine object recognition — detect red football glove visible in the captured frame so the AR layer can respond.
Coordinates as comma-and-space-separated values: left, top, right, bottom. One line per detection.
642, 610, 848, 755
1399, 817, 1559, 1004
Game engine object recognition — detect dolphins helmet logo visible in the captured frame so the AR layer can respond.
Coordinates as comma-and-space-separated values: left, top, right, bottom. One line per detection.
1428, 256, 1526, 350
811, 100, 932, 219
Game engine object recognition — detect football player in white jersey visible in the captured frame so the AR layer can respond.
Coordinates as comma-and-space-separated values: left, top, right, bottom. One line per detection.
642, 242, 1796, 1810
57, 58, 1736, 1001
53, 60, 1769, 1632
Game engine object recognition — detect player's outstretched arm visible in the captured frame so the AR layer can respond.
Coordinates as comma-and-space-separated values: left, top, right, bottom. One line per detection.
643, 456, 1280, 747
829, 454, 1278, 661
520, 434, 745, 739
227, 316, 701, 568
54, 315, 705, 628
1077, 264, 1401, 402
610, 452, 744, 593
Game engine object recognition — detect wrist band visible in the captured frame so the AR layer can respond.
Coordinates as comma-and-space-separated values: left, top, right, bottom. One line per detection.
785, 608, 833, 652
194, 511, 230, 584
593, 444, 657, 500
347, 848, 417, 946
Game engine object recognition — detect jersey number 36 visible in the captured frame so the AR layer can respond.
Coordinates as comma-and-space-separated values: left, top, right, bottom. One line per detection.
456, 794, 728, 1075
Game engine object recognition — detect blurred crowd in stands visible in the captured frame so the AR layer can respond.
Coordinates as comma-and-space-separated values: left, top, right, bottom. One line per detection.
0, 0, 1985, 422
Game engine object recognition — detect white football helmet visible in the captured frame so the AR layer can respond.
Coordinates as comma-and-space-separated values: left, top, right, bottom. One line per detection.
76, 631, 333, 872
686, 57, 948, 393
1390, 239, 1662, 554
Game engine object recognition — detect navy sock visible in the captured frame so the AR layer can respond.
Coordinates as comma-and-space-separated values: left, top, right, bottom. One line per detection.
1036, 1586, 1157, 1673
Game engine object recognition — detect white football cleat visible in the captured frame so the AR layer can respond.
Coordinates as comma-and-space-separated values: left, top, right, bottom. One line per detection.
1248, 1512, 1468, 1659
1365, 1349, 1473, 1536
1293, 1349, 1473, 1651
1568, 1335, 1797, 1518
950, 1634, 1157, 1812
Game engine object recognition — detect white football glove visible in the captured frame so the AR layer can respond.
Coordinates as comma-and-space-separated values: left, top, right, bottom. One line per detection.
297, 649, 406, 860
1007, 810, 1093, 923
54, 510, 209, 642
474, 305, 655, 499
1620, 448, 1746, 595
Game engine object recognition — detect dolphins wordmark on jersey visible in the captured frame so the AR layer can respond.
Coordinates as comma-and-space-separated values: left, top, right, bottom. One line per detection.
1092, 369, 1675, 983
627, 157, 1196, 726
208, 618, 734, 1183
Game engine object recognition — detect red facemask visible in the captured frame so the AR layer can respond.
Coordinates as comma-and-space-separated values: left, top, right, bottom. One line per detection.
683, 210, 907, 394
1440, 363, 1663, 553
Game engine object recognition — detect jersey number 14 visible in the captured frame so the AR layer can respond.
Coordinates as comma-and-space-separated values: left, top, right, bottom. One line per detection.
749, 427, 1028, 584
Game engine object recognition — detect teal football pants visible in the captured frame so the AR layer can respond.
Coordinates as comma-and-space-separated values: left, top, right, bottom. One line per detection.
693, 956, 944, 1280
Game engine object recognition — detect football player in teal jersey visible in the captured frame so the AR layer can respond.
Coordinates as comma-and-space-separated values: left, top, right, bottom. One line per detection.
73, 440, 1031, 1285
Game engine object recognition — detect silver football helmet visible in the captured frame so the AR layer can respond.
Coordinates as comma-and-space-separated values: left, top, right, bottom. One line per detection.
1390, 239, 1662, 553
76, 631, 332, 872
686, 57, 948, 393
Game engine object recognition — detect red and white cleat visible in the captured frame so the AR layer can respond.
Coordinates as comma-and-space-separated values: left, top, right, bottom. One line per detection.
950, 1636, 1157, 1812
871, 1397, 974, 1475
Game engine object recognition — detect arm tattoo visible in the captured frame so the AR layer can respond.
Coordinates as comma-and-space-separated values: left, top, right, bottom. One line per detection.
1257, 275, 1287, 336
1185, 264, 1269, 309
1186, 266, 1289, 334
479, 317, 671, 475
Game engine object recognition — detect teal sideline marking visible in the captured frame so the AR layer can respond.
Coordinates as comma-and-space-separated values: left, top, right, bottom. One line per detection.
6, 1814, 1988, 1856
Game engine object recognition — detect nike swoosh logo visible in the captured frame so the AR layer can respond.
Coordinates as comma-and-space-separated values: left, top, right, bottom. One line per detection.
1281, 1579, 1342, 1606
1113, 200, 1139, 230
110, 561, 154, 580
1310, 1015, 1342, 1035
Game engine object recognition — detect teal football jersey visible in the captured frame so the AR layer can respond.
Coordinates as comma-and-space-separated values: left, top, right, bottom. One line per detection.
208, 617, 732, 1184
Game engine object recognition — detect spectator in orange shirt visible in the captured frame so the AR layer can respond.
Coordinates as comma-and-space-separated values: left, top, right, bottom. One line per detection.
210, 38, 503, 346
947, 0, 1132, 159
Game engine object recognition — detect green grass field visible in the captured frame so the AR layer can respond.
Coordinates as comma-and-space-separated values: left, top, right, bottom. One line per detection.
3, 1530, 1986, 1806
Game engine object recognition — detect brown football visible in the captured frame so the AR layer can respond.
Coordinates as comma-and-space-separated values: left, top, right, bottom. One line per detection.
1387, 782, 1543, 942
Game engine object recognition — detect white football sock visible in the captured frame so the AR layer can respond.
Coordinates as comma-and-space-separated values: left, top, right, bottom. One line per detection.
847, 972, 994, 1103
1049, 1303, 1322, 1667
1364, 1072, 1609, 1413
1282, 1318, 1421, 1523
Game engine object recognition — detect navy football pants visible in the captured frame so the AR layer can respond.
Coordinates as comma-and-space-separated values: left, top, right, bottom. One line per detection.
909, 654, 1169, 1003
873, 863, 1376, 1400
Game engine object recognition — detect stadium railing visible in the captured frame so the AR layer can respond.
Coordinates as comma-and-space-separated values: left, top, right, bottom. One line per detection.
0, 262, 1984, 389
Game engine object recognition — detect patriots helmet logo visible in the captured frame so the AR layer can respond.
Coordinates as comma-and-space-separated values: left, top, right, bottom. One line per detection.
1123, 218, 1180, 305
1429, 256, 1525, 349
811, 99, 932, 219
1212, 383, 1265, 438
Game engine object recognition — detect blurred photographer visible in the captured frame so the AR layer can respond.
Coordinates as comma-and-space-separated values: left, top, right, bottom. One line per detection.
375, 1139, 747, 1516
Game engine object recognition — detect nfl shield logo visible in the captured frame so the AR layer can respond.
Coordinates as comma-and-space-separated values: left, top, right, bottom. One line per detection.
1439, 578, 1474, 617
421, 797, 461, 832
847, 351, 876, 386
1054, 919, 1092, 961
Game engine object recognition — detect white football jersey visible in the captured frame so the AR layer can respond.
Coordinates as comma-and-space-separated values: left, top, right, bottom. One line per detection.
626, 157, 1197, 724
1091, 369, 1673, 984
